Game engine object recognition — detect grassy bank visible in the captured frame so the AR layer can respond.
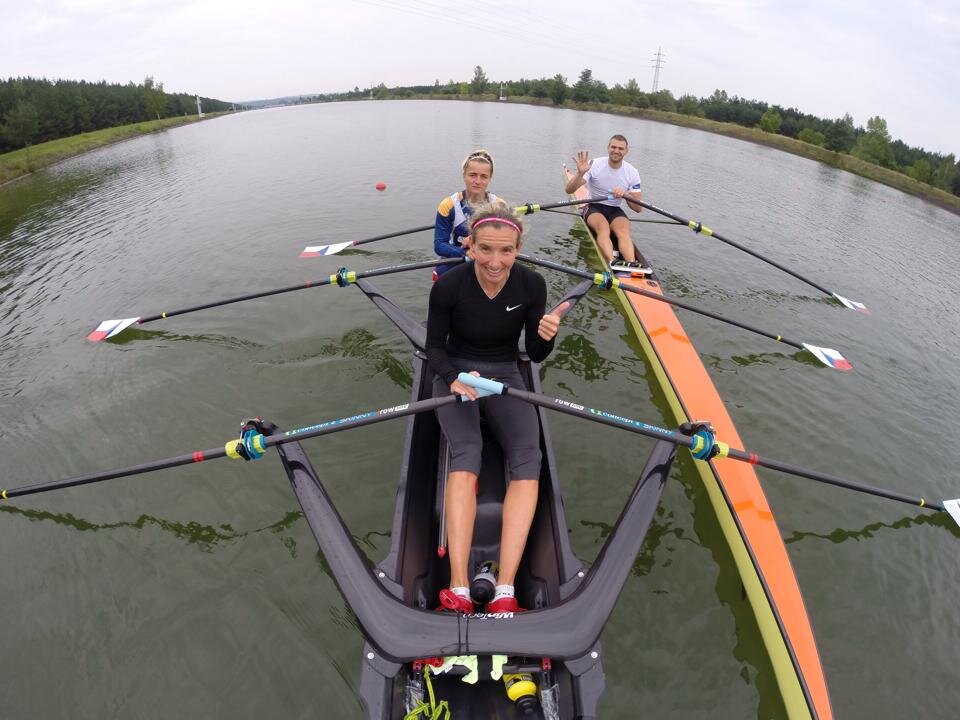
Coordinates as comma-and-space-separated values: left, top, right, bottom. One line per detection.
0, 114, 223, 185
418, 93, 960, 215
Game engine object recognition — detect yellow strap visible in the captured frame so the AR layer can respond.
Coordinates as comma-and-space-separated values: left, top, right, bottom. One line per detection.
430, 655, 479, 684
489, 654, 508, 680
403, 670, 451, 720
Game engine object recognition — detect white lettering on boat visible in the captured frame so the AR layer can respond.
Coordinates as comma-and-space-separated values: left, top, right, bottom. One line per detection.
465, 612, 515, 619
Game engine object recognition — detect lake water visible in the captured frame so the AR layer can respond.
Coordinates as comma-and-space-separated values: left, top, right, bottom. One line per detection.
1, 100, 958, 719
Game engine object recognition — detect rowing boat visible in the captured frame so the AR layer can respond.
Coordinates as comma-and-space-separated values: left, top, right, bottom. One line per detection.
564, 169, 833, 719
272, 275, 683, 719
12, 185, 958, 717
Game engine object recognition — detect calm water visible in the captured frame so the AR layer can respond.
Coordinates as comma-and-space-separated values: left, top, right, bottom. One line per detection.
1, 101, 958, 719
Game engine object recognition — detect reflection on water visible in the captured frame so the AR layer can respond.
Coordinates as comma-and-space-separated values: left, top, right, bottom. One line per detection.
784, 510, 958, 545
107, 327, 265, 349
2, 101, 959, 720
0, 503, 301, 551
543, 332, 616, 381
578, 503, 697, 579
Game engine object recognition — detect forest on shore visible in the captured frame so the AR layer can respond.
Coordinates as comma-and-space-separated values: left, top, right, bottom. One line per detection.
0, 77, 232, 154
2, 68, 956, 206
317, 67, 958, 200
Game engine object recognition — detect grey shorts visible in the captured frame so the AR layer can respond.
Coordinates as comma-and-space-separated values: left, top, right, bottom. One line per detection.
433, 359, 542, 481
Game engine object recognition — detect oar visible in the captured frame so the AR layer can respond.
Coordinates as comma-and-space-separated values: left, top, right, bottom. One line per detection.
299, 223, 434, 258
637, 201, 869, 314
0, 395, 461, 500
458, 373, 960, 526
88, 257, 463, 341
541, 207, 684, 225
299, 196, 611, 258
519, 254, 852, 371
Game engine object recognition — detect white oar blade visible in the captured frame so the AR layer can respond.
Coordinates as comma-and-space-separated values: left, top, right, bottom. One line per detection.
943, 499, 960, 527
87, 317, 141, 342
300, 241, 353, 258
801, 343, 853, 372
832, 292, 870, 315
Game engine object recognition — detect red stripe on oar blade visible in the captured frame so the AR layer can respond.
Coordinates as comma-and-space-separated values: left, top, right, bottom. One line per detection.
801, 343, 853, 372
299, 241, 353, 258
833, 292, 869, 314
87, 317, 140, 342
192, 451, 204, 463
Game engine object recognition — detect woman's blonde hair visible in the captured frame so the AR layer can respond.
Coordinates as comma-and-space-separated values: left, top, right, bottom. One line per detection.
468, 203, 523, 243
461, 149, 494, 177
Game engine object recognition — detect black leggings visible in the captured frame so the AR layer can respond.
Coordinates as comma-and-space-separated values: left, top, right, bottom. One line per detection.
433, 359, 542, 480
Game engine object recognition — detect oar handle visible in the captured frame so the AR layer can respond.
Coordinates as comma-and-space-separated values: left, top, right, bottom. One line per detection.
513, 196, 610, 215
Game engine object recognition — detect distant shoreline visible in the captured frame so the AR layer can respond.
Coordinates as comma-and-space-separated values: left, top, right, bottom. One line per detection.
432, 94, 960, 216
3, 100, 956, 216
0, 113, 225, 187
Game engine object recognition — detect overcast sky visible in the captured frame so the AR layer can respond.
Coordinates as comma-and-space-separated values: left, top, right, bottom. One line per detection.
4, 0, 957, 157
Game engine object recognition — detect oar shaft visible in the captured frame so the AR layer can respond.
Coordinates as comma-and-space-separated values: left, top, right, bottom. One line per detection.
351, 224, 434, 248
518, 254, 805, 351
639, 201, 833, 297
497, 384, 943, 514
2, 450, 229, 499
1, 396, 460, 501
138, 258, 456, 326
542, 207, 683, 224
723, 448, 945, 511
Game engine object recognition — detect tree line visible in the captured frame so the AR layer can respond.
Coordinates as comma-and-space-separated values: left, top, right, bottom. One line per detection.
305, 66, 959, 198
0, 77, 233, 154
3, 69, 955, 199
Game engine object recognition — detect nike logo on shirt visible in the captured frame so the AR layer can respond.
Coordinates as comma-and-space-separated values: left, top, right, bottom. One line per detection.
506, 304, 522, 312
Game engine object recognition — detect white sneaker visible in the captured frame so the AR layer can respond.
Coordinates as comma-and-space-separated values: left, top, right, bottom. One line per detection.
610, 258, 651, 275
